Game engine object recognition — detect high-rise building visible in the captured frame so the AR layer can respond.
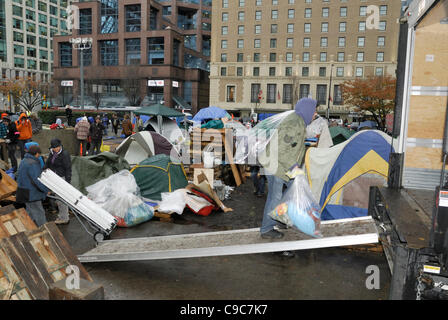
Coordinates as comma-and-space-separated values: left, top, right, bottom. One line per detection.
210, 0, 402, 119
0, 0, 71, 82
52, 0, 211, 111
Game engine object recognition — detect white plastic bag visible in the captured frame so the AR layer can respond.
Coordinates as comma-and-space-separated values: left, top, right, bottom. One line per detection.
158, 189, 187, 214
86, 170, 139, 204
268, 169, 322, 238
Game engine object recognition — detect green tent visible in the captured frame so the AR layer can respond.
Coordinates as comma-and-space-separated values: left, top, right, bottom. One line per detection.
329, 126, 356, 145
134, 104, 185, 117
130, 154, 188, 201
71, 152, 130, 194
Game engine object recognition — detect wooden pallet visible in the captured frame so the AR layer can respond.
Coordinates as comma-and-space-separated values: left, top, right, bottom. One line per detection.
0, 169, 17, 201
0, 222, 93, 300
0, 205, 37, 239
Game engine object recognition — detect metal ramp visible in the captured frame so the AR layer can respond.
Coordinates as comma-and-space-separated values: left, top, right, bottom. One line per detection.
78, 216, 378, 263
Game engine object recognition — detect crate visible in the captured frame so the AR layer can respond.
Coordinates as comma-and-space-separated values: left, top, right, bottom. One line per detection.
0, 205, 37, 239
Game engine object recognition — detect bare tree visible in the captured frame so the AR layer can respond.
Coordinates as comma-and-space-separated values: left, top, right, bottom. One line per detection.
121, 66, 142, 106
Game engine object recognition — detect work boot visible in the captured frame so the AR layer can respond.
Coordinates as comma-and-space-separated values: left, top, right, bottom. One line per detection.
261, 229, 284, 239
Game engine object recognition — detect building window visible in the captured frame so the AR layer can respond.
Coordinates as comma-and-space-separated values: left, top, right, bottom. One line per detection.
238, 25, 245, 34
237, 39, 244, 48
39, 37, 47, 48
271, 24, 278, 33
13, 31, 24, 43
13, 18, 23, 30
27, 35, 36, 45
375, 67, 384, 76
253, 53, 260, 62
319, 67, 326, 77
269, 67, 276, 76
255, 11, 261, 20
14, 45, 25, 55
376, 52, 384, 62
163, 6, 172, 16
79, 9, 92, 35
99, 40, 119, 66
299, 84, 310, 99
286, 52, 293, 62
27, 47, 36, 58
321, 22, 328, 32
317, 85, 327, 105
379, 21, 386, 31
320, 52, 327, 62
357, 52, 364, 62
304, 23, 311, 33
59, 42, 72, 67
221, 67, 227, 76
303, 52, 310, 62
79, 47, 92, 66
283, 84, 292, 103
302, 67, 309, 76
239, 0, 245, 6
320, 37, 328, 47
238, 11, 245, 21
338, 37, 345, 47
222, 12, 228, 21
254, 39, 261, 48
26, 9, 35, 20
271, 10, 278, 19
285, 67, 292, 76
333, 85, 342, 105
337, 52, 345, 62
270, 39, 277, 48
221, 53, 227, 62
377, 36, 385, 47
267, 84, 276, 103
148, 37, 164, 65
336, 67, 344, 77
303, 37, 310, 48
340, 7, 347, 17
101, 0, 119, 34
237, 53, 244, 62
288, 9, 295, 18
221, 40, 227, 49
339, 22, 346, 32
222, 0, 228, 8
125, 38, 140, 65
255, 25, 261, 34
322, 7, 329, 18
184, 35, 196, 50
269, 53, 276, 62
360, 6, 367, 16
357, 37, 365, 47
305, 8, 312, 18
39, 13, 47, 24
253, 67, 260, 76
359, 21, 366, 31
356, 67, 363, 77
227, 86, 235, 102
287, 24, 294, 33
251, 83, 261, 102
173, 39, 181, 65
15, 58, 25, 68
237, 67, 243, 76
286, 38, 293, 48
380, 5, 387, 16
13, 5, 22, 17
221, 26, 228, 35
256, 0, 262, 6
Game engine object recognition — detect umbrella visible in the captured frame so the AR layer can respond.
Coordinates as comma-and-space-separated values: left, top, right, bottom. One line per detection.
134, 103, 184, 135
192, 106, 230, 123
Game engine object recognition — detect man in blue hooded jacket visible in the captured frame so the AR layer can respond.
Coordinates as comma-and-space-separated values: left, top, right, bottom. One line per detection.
258, 97, 317, 239
16, 145, 49, 226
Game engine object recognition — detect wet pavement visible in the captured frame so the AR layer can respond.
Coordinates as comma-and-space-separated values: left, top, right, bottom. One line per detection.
52, 180, 391, 300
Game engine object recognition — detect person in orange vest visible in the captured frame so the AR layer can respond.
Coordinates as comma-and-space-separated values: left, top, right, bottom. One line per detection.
16, 113, 33, 159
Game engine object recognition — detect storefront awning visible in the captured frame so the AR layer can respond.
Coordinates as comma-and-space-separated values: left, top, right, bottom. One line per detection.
172, 95, 192, 110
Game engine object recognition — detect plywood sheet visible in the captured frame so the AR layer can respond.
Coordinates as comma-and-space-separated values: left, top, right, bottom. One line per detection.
407, 95, 447, 140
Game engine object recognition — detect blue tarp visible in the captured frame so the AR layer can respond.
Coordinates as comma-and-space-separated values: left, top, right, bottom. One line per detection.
258, 113, 276, 121
321, 205, 368, 220
192, 106, 229, 123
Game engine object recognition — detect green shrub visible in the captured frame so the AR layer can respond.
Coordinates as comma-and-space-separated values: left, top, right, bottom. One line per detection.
38, 110, 127, 126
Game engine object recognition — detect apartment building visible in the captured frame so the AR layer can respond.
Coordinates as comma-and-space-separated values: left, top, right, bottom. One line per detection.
0, 0, 71, 82
52, 0, 211, 112
210, 0, 402, 119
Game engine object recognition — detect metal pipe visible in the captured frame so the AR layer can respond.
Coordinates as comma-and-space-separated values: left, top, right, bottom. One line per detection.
326, 64, 333, 119
80, 48, 84, 110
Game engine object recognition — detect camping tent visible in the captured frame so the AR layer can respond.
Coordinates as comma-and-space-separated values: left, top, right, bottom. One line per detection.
71, 152, 130, 195
115, 131, 180, 166
305, 130, 395, 220
329, 126, 356, 145
131, 154, 188, 201
134, 103, 185, 137
144, 117, 185, 144
192, 106, 230, 123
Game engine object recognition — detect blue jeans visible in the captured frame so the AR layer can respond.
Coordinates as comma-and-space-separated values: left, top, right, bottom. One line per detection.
260, 174, 293, 234
251, 166, 266, 195
26, 200, 47, 227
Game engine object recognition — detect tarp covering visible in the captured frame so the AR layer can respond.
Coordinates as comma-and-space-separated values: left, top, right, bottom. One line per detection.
71, 152, 130, 195
134, 104, 185, 118
192, 106, 230, 123
115, 131, 179, 166
321, 205, 368, 221
305, 130, 394, 219
329, 126, 356, 145
130, 154, 188, 201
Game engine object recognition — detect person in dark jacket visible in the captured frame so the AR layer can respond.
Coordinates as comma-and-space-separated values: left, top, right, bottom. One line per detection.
88, 116, 105, 155
16, 145, 49, 226
111, 113, 120, 136
44, 138, 72, 225
2, 117, 19, 172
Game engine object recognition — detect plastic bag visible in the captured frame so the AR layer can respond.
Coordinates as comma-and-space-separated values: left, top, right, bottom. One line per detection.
268, 169, 322, 238
234, 110, 294, 164
306, 117, 328, 139
102, 193, 154, 227
86, 170, 139, 204
158, 189, 187, 214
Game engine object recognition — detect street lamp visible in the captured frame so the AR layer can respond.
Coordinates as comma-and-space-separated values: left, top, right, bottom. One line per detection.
70, 37, 92, 110
326, 63, 334, 120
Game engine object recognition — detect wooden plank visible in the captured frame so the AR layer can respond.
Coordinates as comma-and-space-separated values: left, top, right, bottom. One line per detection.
43, 223, 93, 282
0, 205, 16, 216
223, 130, 241, 187
0, 249, 21, 284
0, 169, 17, 201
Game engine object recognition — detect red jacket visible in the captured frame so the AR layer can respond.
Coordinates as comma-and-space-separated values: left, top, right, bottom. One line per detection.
16, 113, 33, 140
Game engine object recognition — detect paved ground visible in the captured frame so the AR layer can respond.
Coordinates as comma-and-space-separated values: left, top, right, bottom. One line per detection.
49, 180, 391, 300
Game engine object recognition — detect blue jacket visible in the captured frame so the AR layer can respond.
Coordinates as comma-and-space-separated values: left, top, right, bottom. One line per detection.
17, 153, 48, 202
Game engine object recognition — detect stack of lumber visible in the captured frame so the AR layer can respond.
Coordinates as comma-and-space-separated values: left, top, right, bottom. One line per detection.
0, 169, 17, 201
0, 205, 99, 300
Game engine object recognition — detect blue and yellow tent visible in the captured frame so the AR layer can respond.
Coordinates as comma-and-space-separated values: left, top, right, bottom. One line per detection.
305, 130, 394, 220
